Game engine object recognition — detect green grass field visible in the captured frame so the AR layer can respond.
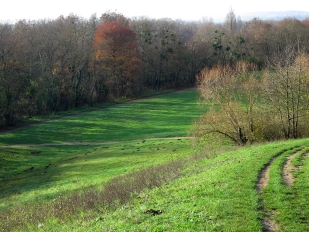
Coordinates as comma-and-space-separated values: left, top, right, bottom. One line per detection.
1, 89, 309, 231
28, 139, 306, 232
0, 90, 203, 145
0, 139, 195, 210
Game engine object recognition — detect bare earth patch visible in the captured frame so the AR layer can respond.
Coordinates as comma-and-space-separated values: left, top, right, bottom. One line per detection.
282, 152, 300, 187
257, 163, 271, 193
257, 154, 282, 232
257, 155, 280, 193
263, 213, 279, 232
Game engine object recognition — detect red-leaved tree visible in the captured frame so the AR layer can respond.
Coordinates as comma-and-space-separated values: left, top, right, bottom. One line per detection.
92, 21, 142, 99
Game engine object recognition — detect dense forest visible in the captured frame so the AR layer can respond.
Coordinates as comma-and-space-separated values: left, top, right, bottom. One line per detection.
1, 10, 309, 127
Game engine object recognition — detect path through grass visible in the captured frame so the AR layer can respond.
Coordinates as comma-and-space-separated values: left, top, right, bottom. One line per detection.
262, 146, 309, 231
22, 139, 309, 232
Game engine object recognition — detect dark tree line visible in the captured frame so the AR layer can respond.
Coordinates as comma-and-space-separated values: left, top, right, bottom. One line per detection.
1, 10, 309, 127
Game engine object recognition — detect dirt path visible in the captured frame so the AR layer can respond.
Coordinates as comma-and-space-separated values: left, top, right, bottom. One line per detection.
282, 152, 300, 187
256, 149, 307, 231
257, 153, 284, 232
257, 153, 282, 193
257, 162, 279, 232
0, 137, 193, 148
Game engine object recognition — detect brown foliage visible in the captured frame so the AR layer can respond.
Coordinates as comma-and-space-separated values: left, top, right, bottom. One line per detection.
262, 52, 309, 139
92, 21, 142, 98
195, 53, 309, 145
3, 13, 309, 127
196, 62, 259, 145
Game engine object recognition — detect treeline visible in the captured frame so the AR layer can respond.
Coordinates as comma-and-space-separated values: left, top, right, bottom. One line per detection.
1, 10, 309, 127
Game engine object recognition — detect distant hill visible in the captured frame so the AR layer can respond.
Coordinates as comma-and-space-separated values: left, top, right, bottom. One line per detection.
239, 10, 309, 21
212, 10, 309, 22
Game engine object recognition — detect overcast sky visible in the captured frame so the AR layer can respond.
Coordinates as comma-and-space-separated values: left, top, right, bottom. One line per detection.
1, 0, 309, 22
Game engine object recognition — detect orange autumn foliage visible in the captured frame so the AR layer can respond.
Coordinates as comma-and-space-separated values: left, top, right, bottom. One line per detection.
93, 21, 142, 97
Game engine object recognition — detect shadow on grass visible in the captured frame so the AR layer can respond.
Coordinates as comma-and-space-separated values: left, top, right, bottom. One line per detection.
0, 90, 204, 145
0, 139, 189, 210
0, 153, 208, 231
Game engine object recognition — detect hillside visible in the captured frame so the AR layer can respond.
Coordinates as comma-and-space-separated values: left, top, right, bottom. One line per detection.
1, 89, 309, 231
71, 139, 309, 231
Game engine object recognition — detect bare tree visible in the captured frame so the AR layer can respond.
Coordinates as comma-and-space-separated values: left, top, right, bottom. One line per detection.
195, 62, 259, 145
263, 49, 309, 139
224, 7, 237, 33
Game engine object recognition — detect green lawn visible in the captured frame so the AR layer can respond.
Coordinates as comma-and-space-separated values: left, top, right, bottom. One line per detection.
0, 90, 205, 145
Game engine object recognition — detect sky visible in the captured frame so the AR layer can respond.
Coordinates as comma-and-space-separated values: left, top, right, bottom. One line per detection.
1, 0, 309, 22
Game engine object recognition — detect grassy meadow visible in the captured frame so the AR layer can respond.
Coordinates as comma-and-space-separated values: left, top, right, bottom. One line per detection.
1, 89, 309, 231
0, 90, 202, 145
0, 89, 207, 229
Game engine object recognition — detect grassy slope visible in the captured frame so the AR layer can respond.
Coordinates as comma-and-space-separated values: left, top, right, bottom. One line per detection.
0, 139, 195, 210
32, 139, 309, 232
2, 89, 309, 231
0, 89, 206, 210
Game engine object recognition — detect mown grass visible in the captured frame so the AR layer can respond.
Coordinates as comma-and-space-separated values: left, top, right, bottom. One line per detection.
0, 90, 204, 145
13, 139, 309, 231
19, 89, 175, 125
1, 151, 191, 231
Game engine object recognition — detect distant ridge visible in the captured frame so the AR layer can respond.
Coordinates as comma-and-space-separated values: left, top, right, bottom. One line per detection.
238, 10, 309, 21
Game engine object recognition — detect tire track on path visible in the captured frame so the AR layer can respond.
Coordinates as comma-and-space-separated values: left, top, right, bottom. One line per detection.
282, 151, 301, 187
257, 151, 285, 193
257, 148, 304, 231
257, 153, 282, 232
283, 150, 309, 187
